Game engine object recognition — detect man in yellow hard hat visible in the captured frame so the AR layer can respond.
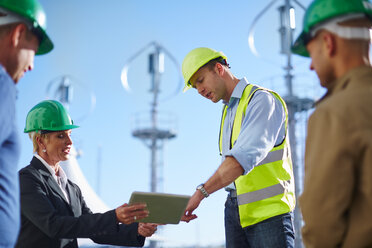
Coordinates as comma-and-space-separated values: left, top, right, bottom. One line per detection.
0, 0, 53, 246
292, 0, 372, 247
181, 47, 296, 248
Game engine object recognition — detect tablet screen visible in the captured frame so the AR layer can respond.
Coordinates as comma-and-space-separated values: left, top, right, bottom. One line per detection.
129, 191, 190, 224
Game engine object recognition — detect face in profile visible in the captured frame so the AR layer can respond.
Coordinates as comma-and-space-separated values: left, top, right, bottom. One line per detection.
40, 130, 73, 165
190, 64, 227, 103
7, 25, 39, 83
306, 31, 337, 89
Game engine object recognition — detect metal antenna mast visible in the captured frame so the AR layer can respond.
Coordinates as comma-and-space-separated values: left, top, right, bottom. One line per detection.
248, 1, 314, 247
46, 74, 98, 183
122, 42, 180, 248
136, 45, 177, 192
53, 76, 73, 108
278, 1, 315, 247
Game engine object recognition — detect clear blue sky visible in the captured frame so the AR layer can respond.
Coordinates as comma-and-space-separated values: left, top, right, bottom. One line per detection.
15, 0, 323, 246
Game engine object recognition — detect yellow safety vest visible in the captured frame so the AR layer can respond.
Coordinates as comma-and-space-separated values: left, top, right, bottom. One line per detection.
219, 84, 295, 228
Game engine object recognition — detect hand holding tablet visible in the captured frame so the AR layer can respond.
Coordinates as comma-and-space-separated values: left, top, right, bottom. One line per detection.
129, 191, 190, 224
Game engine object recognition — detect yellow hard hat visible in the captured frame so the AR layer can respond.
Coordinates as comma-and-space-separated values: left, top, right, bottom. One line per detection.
182, 47, 227, 92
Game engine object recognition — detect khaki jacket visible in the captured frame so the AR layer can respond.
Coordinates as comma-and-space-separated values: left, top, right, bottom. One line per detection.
300, 66, 372, 248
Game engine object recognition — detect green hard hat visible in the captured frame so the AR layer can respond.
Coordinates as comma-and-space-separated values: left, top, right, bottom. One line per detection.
292, 0, 372, 57
0, 0, 53, 55
24, 100, 79, 133
182, 47, 227, 92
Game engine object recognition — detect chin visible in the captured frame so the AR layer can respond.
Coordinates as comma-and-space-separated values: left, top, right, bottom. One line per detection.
13, 77, 21, 84
61, 155, 70, 161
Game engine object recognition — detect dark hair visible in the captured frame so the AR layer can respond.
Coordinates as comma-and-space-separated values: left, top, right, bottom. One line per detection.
0, 22, 37, 42
202, 57, 230, 71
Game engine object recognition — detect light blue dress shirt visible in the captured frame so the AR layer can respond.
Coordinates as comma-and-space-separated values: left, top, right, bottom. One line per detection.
0, 64, 20, 247
222, 78, 286, 176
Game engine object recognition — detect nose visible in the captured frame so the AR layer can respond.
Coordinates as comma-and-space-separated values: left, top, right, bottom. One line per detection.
197, 85, 205, 96
66, 135, 73, 146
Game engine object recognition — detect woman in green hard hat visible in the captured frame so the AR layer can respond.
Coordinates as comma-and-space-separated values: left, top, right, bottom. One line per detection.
16, 100, 157, 248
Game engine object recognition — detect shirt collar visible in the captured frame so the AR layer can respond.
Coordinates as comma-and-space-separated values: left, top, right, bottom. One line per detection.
0, 64, 5, 74
33, 154, 68, 187
0, 64, 16, 85
317, 65, 372, 104
224, 77, 249, 106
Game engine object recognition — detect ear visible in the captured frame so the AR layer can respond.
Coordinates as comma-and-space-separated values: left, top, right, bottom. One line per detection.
36, 136, 45, 151
323, 32, 336, 57
215, 62, 225, 77
10, 23, 27, 49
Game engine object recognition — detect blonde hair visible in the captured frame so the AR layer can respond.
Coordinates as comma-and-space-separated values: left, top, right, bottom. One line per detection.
28, 132, 49, 153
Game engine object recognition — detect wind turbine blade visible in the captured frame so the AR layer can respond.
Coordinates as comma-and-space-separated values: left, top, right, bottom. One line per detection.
121, 65, 131, 92
292, 0, 306, 10
248, 0, 279, 57
120, 42, 155, 93
160, 45, 183, 100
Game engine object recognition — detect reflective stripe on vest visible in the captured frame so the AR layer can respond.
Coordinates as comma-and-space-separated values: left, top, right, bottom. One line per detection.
237, 179, 291, 205
219, 84, 295, 228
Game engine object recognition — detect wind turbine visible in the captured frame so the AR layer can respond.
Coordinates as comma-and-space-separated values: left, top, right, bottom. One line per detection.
121, 41, 182, 248
248, 1, 314, 247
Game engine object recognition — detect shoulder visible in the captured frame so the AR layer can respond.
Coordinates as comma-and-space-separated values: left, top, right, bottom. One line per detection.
19, 165, 40, 184
18, 163, 46, 193
249, 89, 272, 102
19, 159, 44, 180
19, 164, 35, 175
250, 88, 281, 103
249, 88, 284, 112
318, 83, 370, 118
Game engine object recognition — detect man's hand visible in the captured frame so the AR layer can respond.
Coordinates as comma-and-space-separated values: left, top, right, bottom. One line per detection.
115, 203, 149, 225
138, 223, 158, 237
181, 190, 204, 223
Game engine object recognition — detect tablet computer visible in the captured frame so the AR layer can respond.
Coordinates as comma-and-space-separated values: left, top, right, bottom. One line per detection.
129, 191, 190, 224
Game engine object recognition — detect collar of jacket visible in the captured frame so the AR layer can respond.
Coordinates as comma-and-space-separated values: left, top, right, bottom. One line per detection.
30, 156, 54, 177
30, 157, 74, 207
316, 65, 372, 105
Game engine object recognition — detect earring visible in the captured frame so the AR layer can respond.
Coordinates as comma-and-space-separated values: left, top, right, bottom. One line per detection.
42, 149, 46, 153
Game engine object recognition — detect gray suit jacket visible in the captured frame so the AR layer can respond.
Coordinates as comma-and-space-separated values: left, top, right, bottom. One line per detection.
16, 156, 145, 248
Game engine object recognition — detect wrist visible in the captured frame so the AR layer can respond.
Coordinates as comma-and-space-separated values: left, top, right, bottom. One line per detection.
196, 183, 209, 198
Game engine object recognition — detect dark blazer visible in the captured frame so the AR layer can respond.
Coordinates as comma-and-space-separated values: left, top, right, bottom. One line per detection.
16, 157, 145, 248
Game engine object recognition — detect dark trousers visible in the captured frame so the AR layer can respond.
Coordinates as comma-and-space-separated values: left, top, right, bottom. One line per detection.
224, 194, 295, 248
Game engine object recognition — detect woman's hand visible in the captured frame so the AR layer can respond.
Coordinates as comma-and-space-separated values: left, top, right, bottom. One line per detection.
115, 203, 149, 225
138, 223, 158, 237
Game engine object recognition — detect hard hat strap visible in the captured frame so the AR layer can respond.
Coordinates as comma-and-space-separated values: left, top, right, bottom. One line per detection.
40, 130, 55, 134
0, 7, 32, 29
311, 13, 372, 42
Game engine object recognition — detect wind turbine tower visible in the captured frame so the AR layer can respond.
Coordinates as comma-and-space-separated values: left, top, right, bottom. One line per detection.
131, 46, 177, 194
249, 1, 314, 247
279, 1, 315, 247
121, 42, 180, 248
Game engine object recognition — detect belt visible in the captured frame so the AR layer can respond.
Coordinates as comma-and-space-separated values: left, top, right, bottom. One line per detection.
226, 188, 237, 198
